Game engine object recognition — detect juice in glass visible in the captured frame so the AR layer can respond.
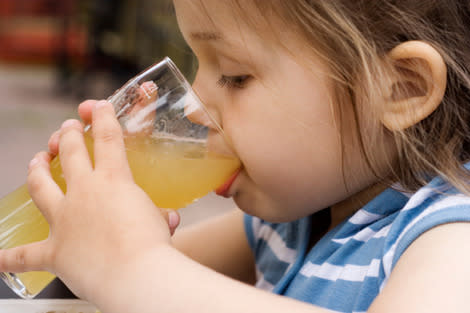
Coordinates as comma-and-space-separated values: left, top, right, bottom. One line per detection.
0, 132, 240, 297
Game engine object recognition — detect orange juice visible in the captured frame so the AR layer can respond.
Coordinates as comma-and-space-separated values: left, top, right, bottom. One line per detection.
123, 135, 240, 209
0, 132, 240, 297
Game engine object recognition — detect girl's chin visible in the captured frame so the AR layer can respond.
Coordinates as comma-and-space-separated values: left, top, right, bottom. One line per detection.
231, 190, 277, 220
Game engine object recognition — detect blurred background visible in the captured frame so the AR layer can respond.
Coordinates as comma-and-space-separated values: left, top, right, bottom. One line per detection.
0, 0, 235, 298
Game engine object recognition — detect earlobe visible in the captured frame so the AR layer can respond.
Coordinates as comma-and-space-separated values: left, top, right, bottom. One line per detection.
381, 41, 447, 131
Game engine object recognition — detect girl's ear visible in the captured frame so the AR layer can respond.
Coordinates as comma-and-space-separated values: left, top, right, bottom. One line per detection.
381, 40, 447, 131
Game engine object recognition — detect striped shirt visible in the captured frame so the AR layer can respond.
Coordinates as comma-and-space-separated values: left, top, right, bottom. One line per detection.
244, 171, 470, 313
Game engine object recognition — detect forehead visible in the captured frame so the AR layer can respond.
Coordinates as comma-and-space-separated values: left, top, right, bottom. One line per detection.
174, 0, 246, 27
172, 0, 327, 76
173, 0, 275, 46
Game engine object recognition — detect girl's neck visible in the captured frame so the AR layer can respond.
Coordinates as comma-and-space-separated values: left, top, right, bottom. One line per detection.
329, 182, 388, 230
307, 183, 388, 251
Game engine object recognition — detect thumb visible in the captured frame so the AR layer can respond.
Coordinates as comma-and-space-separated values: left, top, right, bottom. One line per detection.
159, 209, 180, 236
0, 241, 52, 273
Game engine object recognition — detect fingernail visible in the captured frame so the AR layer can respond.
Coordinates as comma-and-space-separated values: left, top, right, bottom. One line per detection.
168, 211, 180, 229
94, 100, 108, 110
61, 119, 78, 129
28, 158, 40, 170
49, 131, 59, 143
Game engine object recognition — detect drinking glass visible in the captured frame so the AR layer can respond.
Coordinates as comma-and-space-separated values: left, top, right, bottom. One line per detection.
0, 57, 240, 298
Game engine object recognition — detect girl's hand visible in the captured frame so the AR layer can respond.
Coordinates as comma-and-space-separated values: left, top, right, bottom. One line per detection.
48, 87, 180, 235
0, 101, 177, 301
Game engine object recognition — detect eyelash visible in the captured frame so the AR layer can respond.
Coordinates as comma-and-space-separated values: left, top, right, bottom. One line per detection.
216, 75, 251, 89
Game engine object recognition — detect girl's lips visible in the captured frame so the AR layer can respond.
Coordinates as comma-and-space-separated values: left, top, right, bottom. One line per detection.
215, 168, 241, 197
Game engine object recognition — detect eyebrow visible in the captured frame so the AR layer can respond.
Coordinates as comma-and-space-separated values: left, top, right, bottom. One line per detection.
190, 31, 223, 41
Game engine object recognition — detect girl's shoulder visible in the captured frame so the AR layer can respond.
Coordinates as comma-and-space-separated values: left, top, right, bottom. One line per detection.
383, 172, 470, 279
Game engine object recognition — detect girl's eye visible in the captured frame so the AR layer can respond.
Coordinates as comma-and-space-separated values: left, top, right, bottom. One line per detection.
216, 75, 251, 89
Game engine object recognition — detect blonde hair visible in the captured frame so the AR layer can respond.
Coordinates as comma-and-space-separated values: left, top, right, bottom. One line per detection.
223, 0, 470, 193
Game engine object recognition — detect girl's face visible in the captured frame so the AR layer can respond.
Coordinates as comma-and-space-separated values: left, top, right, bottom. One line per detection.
174, 0, 383, 222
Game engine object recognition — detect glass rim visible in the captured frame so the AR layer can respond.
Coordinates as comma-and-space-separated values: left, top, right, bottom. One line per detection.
104, 56, 236, 155
136, 57, 226, 139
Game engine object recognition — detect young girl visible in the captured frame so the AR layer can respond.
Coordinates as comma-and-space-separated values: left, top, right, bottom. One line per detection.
2, 1, 470, 312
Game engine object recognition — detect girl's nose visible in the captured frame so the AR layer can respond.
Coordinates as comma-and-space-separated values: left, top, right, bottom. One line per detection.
184, 95, 218, 129
185, 73, 223, 131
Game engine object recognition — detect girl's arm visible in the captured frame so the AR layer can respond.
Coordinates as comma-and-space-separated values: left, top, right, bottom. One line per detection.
89, 221, 470, 313
172, 209, 256, 284
369, 222, 470, 313
95, 241, 336, 313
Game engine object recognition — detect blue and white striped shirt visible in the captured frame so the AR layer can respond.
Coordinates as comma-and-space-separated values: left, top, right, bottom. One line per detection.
244, 172, 470, 313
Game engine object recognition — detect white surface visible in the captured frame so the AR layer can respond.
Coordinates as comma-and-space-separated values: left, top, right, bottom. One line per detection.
0, 299, 97, 313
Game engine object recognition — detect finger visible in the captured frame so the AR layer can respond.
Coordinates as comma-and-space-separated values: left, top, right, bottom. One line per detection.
159, 209, 180, 236
135, 81, 158, 107
48, 130, 61, 156
49, 119, 86, 156
126, 81, 158, 135
78, 99, 97, 125
0, 241, 51, 273
59, 119, 93, 183
27, 152, 63, 221
92, 100, 132, 178
168, 211, 180, 236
